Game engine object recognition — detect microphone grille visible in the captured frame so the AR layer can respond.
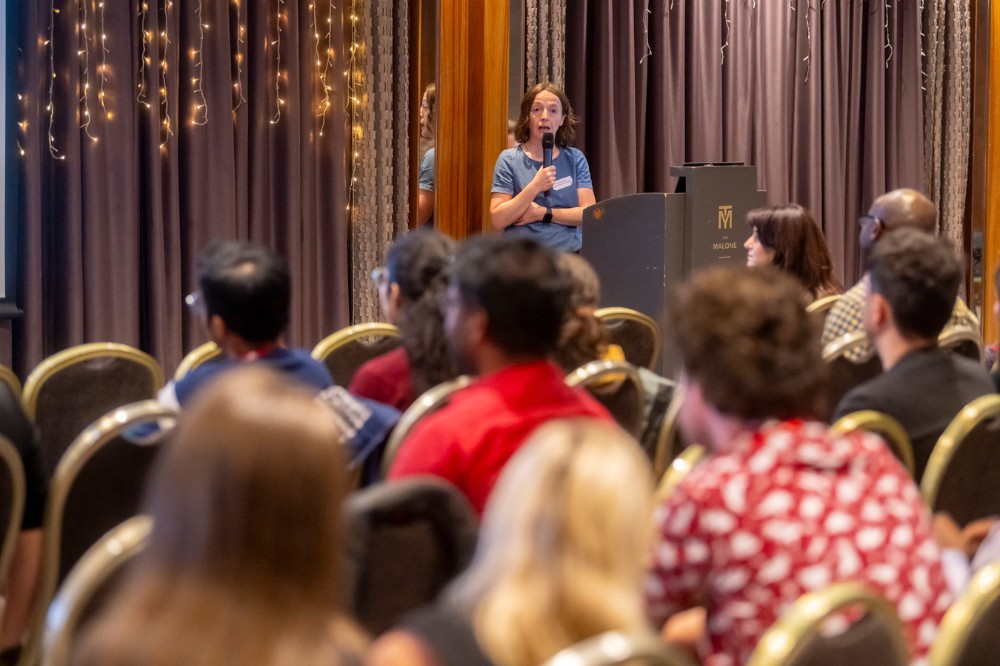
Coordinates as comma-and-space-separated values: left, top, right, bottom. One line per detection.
542, 132, 555, 148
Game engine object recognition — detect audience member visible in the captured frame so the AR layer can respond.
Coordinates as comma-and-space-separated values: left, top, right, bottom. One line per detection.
744, 204, 842, 301
822, 188, 978, 359
646, 265, 950, 665
159, 240, 332, 408
370, 419, 654, 666
554, 253, 675, 452
0, 385, 47, 660
388, 236, 611, 514
350, 231, 458, 411
832, 229, 993, 481
72, 367, 366, 666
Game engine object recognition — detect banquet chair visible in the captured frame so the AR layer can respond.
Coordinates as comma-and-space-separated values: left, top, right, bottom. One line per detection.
747, 582, 909, 666
594, 307, 661, 370
540, 631, 696, 666
652, 387, 687, 480
22, 343, 163, 476
655, 444, 706, 502
565, 360, 646, 439
19, 401, 177, 666
311, 323, 402, 387
41, 516, 151, 666
172, 341, 223, 381
831, 410, 915, 476
938, 326, 985, 365
0, 435, 25, 624
806, 294, 841, 327
921, 394, 1000, 527
380, 375, 472, 476
821, 331, 883, 421
344, 477, 478, 636
0, 364, 21, 401
929, 560, 1000, 666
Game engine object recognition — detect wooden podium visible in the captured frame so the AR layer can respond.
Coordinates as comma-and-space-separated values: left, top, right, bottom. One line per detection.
581, 163, 767, 375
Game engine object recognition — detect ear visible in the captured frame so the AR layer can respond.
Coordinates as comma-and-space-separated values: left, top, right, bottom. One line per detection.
868, 293, 891, 330
208, 314, 227, 344
388, 282, 402, 314
467, 309, 489, 348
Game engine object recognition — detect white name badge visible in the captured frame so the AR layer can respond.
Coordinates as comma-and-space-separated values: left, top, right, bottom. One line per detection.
553, 176, 573, 191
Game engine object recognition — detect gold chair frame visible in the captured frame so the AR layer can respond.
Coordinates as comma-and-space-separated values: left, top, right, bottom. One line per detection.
831, 410, 915, 476
928, 560, 1000, 666
0, 364, 22, 401
41, 515, 152, 666
655, 444, 706, 502
937, 326, 985, 364
173, 341, 223, 381
565, 359, 646, 437
652, 386, 685, 480
310, 322, 401, 362
806, 294, 841, 315
540, 631, 695, 666
822, 330, 876, 363
20, 400, 177, 666
22, 343, 164, 421
594, 307, 661, 370
380, 375, 472, 476
920, 394, 1000, 509
747, 582, 910, 666
0, 435, 25, 614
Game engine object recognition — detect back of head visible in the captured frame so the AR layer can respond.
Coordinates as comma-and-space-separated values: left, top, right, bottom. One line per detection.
747, 204, 841, 298
870, 188, 937, 234
73, 367, 353, 665
452, 236, 570, 358
670, 265, 826, 421
867, 228, 961, 340
554, 253, 607, 372
388, 231, 458, 392
198, 240, 290, 345
449, 419, 652, 666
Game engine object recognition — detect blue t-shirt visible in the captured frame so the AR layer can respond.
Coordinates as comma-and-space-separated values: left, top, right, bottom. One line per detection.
491, 145, 593, 252
418, 148, 435, 192
172, 348, 333, 407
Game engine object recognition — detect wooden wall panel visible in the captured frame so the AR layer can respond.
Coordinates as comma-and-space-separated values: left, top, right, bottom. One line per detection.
436, 0, 509, 240
984, 0, 1000, 344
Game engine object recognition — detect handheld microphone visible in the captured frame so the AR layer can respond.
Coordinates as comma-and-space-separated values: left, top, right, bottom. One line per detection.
542, 132, 554, 197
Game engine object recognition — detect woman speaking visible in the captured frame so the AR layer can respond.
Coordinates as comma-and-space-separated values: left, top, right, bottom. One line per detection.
490, 83, 596, 253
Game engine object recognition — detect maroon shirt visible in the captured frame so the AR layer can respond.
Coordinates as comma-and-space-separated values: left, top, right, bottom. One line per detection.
349, 347, 415, 412
388, 360, 613, 515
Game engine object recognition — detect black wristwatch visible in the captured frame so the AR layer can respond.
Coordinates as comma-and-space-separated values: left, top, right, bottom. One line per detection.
542, 206, 553, 223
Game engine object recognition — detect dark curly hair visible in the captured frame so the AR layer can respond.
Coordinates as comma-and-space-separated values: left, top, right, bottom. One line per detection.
670, 265, 827, 420
386, 231, 458, 395
554, 254, 609, 373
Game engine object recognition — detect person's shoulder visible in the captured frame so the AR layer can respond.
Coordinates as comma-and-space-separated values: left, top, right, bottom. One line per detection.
269, 348, 333, 389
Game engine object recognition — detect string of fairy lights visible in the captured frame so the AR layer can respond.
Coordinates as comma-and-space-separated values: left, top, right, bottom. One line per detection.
23, 0, 361, 180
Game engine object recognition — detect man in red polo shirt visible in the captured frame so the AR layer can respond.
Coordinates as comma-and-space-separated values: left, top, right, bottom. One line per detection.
388, 236, 612, 514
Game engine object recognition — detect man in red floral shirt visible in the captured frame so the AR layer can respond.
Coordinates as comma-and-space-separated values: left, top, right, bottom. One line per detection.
645, 265, 951, 666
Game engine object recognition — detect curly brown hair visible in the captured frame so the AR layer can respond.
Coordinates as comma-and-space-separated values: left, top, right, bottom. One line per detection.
669, 265, 827, 420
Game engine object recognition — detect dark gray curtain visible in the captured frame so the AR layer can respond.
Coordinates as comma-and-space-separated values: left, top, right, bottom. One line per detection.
566, 0, 925, 287
11, 0, 351, 377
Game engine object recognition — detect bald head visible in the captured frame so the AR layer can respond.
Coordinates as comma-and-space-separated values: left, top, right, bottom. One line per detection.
869, 189, 937, 234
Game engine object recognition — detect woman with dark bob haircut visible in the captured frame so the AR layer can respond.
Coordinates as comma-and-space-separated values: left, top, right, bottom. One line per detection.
744, 204, 842, 301
71, 367, 366, 666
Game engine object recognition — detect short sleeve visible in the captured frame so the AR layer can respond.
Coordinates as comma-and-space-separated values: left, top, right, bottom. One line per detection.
491, 151, 516, 195
572, 149, 593, 190
418, 148, 435, 192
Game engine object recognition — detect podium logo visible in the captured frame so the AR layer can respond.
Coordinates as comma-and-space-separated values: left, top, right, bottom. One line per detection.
718, 205, 733, 229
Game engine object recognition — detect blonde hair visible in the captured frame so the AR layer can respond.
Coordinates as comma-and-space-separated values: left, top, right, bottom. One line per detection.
72, 367, 364, 666
447, 419, 654, 666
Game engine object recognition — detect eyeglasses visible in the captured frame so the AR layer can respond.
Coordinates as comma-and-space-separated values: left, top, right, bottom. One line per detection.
370, 267, 387, 285
857, 214, 882, 230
